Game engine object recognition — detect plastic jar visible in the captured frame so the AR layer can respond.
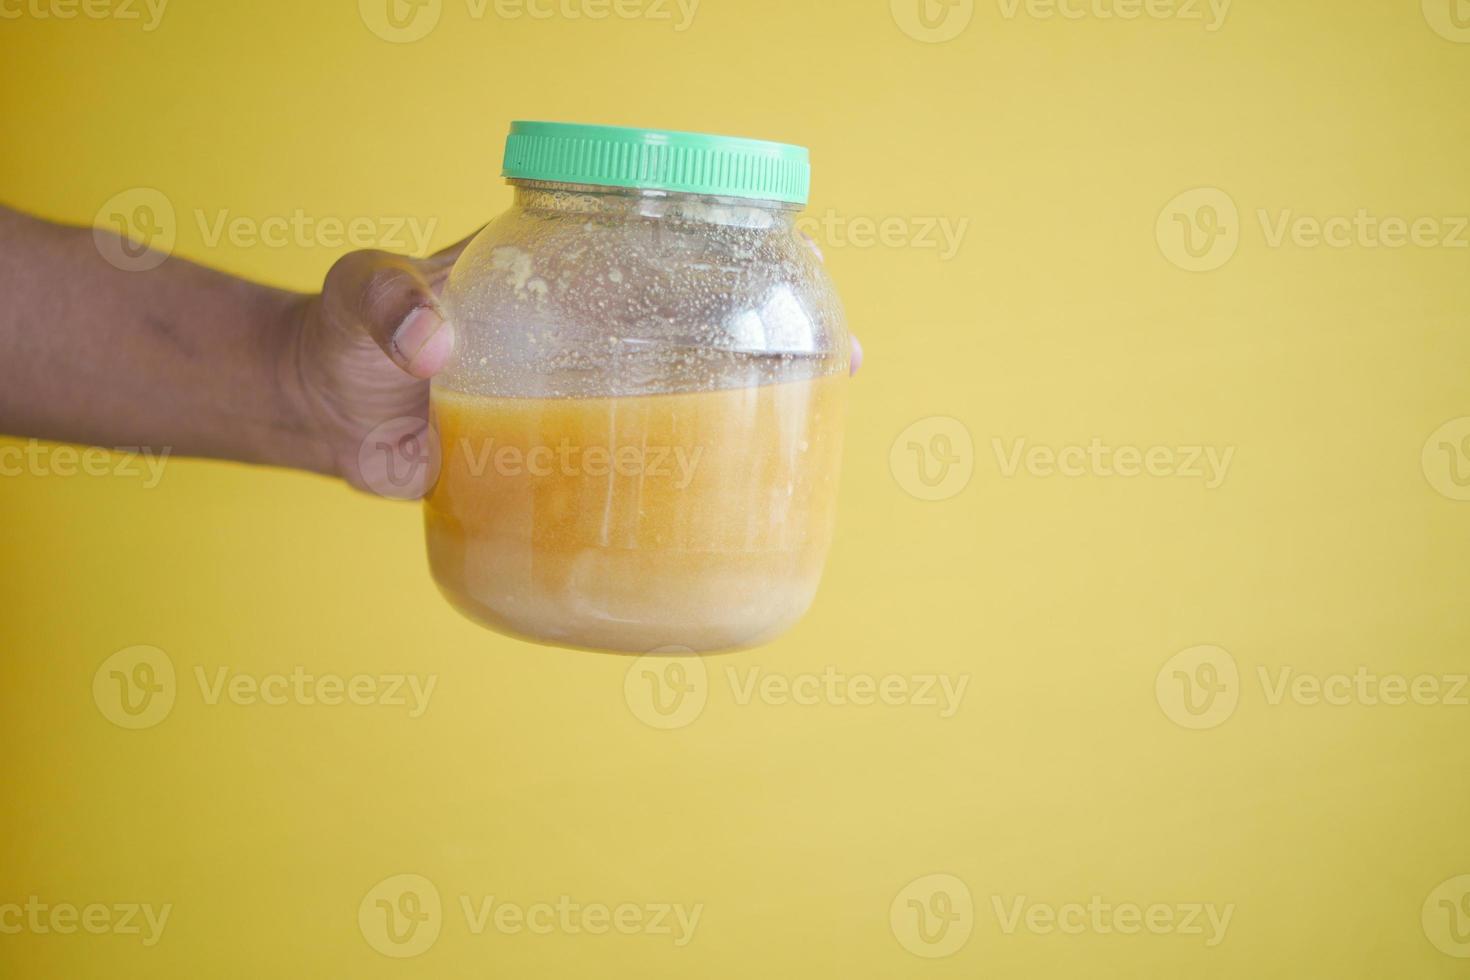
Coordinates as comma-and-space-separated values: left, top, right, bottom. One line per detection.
425, 122, 849, 654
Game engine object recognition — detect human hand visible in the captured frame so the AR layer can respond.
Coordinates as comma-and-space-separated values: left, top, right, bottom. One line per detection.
284, 237, 471, 497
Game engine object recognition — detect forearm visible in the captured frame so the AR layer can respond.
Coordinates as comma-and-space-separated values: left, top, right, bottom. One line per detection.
0, 205, 332, 475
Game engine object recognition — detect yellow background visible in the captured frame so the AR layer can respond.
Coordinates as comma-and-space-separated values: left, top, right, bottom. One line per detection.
3, 0, 1469, 976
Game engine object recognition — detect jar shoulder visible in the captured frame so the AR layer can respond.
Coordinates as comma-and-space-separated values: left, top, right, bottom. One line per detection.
440, 206, 847, 398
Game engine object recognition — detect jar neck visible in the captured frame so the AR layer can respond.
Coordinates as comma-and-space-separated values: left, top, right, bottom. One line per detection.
508, 179, 801, 230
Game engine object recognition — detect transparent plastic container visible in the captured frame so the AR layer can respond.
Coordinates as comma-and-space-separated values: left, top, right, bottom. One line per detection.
425, 123, 848, 653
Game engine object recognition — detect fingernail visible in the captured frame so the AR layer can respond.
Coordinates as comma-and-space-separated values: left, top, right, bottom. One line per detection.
407, 319, 454, 378
849, 335, 864, 376
392, 306, 451, 378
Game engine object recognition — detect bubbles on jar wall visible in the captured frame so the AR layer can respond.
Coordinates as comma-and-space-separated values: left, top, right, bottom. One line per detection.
439, 187, 845, 400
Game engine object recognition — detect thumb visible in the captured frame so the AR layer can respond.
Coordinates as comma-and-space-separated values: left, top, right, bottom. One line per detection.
319, 229, 479, 380
321, 250, 453, 380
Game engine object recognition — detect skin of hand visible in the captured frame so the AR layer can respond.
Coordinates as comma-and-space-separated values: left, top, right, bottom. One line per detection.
284, 237, 471, 498
290, 230, 863, 498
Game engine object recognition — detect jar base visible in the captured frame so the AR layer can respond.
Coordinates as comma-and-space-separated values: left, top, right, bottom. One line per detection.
429, 572, 817, 655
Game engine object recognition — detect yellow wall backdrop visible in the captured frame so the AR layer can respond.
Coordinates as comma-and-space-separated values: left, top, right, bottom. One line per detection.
3, 0, 1469, 976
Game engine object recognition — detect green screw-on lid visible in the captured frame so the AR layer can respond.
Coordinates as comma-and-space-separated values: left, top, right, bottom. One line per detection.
501, 121, 811, 206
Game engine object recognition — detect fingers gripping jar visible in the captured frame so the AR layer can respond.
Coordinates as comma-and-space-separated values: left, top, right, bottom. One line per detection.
425, 122, 849, 654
